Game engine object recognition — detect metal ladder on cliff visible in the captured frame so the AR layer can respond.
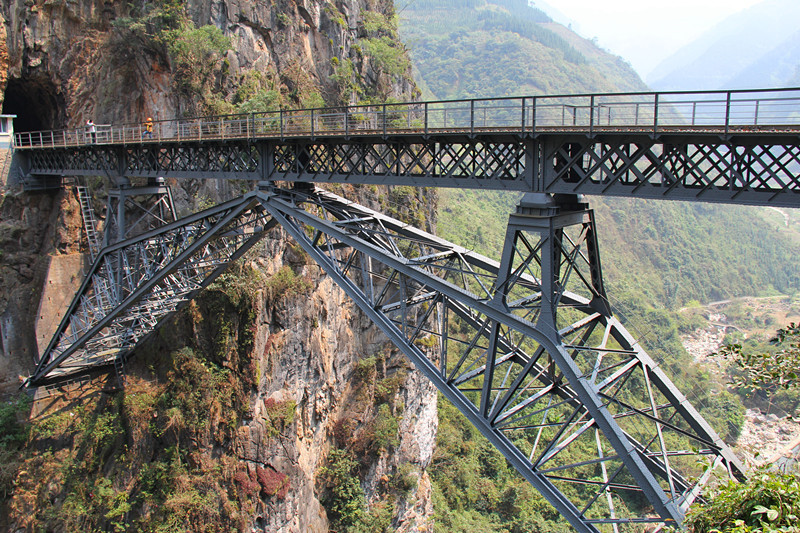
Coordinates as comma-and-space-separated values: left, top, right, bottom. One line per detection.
76, 184, 102, 261
113, 353, 127, 390
75, 182, 116, 319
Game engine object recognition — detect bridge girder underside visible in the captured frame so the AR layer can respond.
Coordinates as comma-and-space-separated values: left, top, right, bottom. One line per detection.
28, 184, 744, 532
20, 133, 800, 207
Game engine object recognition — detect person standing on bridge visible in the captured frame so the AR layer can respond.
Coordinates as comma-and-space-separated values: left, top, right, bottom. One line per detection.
144, 117, 154, 139
86, 119, 96, 143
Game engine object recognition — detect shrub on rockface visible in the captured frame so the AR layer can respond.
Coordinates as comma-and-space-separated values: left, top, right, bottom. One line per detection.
256, 466, 290, 499
685, 470, 800, 533
0, 394, 32, 501
318, 448, 367, 529
166, 24, 231, 102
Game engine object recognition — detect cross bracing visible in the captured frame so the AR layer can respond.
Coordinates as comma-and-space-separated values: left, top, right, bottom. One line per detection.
29, 192, 273, 385
14, 88, 800, 207
28, 184, 745, 532
260, 187, 744, 532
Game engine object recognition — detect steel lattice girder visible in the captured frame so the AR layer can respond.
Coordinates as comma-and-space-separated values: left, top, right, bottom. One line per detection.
124, 143, 260, 179
269, 139, 531, 189
255, 186, 744, 533
28, 192, 274, 386
26, 146, 119, 176
21, 134, 800, 206
542, 135, 800, 206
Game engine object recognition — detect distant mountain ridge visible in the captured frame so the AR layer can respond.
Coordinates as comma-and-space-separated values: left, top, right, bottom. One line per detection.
648, 0, 800, 90
399, 0, 647, 100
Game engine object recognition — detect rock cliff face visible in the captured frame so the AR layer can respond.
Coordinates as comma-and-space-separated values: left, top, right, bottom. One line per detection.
231, 214, 438, 531
2, 0, 415, 126
0, 0, 435, 531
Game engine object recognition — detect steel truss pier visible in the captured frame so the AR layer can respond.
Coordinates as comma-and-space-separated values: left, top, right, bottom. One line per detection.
28, 184, 744, 532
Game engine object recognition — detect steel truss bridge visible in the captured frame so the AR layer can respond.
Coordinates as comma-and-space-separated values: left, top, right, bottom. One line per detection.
13, 88, 800, 532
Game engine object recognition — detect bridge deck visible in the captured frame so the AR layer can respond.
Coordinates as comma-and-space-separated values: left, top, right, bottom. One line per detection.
13, 88, 800, 207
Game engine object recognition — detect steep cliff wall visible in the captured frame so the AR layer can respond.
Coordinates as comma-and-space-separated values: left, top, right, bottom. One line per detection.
2, 0, 415, 125
0, 0, 436, 531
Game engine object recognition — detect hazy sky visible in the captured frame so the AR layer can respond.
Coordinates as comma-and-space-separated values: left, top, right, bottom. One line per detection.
541, 0, 765, 78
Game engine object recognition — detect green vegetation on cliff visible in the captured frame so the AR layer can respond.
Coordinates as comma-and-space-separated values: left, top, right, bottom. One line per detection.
2, 264, 269, 532
112, 0, 233, 113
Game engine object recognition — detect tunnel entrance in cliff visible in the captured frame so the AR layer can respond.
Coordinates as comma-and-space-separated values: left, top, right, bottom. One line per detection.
2, 77, 64, 132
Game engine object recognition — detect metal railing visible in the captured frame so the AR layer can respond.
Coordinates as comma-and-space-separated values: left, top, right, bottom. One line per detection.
14, 88, 800, 149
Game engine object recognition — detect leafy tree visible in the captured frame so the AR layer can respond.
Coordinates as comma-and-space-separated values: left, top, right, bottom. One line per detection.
318, 449, 366, 527
684, 325, 800, 532
685, 470, 800, 533
166, 24, 231, 99
720, 323, 800, 394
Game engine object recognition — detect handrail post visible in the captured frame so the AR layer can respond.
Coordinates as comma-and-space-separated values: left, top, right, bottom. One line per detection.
521, 97, 526, 133
280, 109, 284, 140
589, 95, 595, 136
383, 104, 387, 137
653, 93, 659, 136
345, 108, 349, 137
470, 100, 475, 135
424, 102, 428, 136
531, 96, 537, 135
311, 109, 315, 138
725, 91, 731, 135
754, 100, 760, 126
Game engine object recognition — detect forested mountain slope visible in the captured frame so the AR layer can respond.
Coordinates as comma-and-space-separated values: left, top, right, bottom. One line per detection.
398, 1, 800, 530
399, 0, 647, 99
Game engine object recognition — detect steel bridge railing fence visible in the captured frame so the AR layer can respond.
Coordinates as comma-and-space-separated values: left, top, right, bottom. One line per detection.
13, 88, 800, 149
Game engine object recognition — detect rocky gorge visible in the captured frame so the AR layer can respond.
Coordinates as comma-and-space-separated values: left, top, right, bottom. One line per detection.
681, 310, 800, 468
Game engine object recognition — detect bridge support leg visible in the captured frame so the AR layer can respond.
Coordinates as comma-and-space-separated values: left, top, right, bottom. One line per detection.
497, 193, 611, 332
100, 179, 176, 386
32, 184, 745, 531
257, 186, 745, 531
